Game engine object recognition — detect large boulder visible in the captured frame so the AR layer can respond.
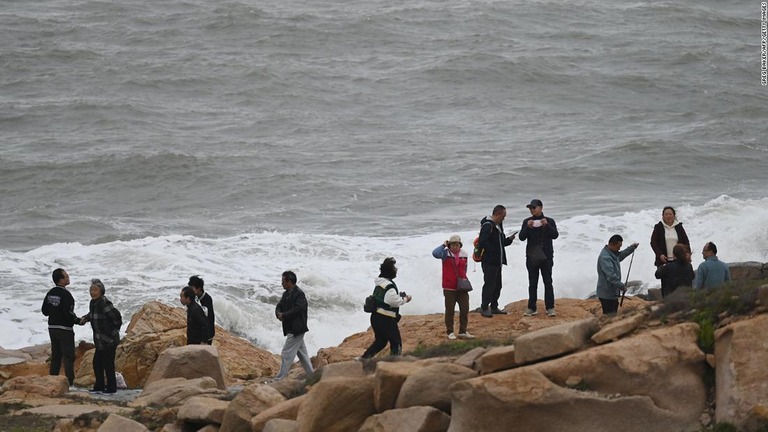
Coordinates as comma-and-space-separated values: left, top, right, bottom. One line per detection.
449, 323, 707, 432
144, 345, 227, 389
250, 395, 306, 432
373, 361, 425, 412
727, 261, 767, 281
219, 383, 286, 432
0, 375, 68, 399
358, 406, 451, 432
591, 313, 645, 344
296, 376, 376, 432
476, 345, 516, 375
130, 377, 227, 407
98, 413, 150, 432
116, 301, 280, 388
396, 363, 476, 413
514, 318, 597, 365
177, 396, 230, 425
715, 314, 768, 431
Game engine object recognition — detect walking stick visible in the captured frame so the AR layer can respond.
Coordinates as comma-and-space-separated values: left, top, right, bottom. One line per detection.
619, 250, 635, 307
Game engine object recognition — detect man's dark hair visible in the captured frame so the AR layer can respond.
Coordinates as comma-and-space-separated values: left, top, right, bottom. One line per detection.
52, 268, 66, 285
379, 257, 397, 279
282, 270, 297, 284
608, 234, 623, 245
181, 286, 196, 300
188, 275, 204, 290
706, 242, 718, 255
492, 205, 506, 215
672, 244, 690, 264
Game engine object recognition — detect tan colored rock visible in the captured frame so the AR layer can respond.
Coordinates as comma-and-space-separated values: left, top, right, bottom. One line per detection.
591, 313, 645, 344
449, 323, 706, 432
359, 406, 451, 432
117, 302, 279, 388
296, 376, 375, 432
396, 363, 476, 413
198, 426, 220, 432
177, 396, 230, 425
145, 345, 227, 390
17, 403, 132, 418
476, 345, 516, 375
453, 347, 486, 370
160, 423, 183, 432
262, 419, 299, 432
728, 261, 765, 280
1, 375, 68, 398
97, 413, 149, 432
514, 318, 597, 365
715, 313, 768, 431
130, 377, 226, 407
373, 361, 425, 412
319, 360, 366, 380
220, 383, 286, 432
250, 395, 306, 432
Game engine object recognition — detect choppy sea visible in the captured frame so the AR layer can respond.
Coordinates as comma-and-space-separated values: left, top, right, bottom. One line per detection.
1, 0, 766, 355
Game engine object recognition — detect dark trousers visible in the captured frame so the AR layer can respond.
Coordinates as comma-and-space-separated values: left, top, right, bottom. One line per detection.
481, 262, 502, 311
93, 346, 117, 392
444, 289, 469, 334
49, 328, 75, 385
362, 312, 402, 358
600, 298, 619, 315
526, 258, 555, 311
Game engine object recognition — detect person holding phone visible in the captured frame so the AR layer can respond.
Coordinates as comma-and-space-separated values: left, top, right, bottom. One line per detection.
519, 199, 559, 317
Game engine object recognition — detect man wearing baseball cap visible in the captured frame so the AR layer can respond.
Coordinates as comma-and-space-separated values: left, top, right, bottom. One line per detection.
519, 199, 559, 317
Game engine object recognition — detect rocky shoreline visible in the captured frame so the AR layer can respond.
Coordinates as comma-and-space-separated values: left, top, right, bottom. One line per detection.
2, 261, 768, 432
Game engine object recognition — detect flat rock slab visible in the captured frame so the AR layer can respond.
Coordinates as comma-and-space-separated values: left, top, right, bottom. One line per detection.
16, 403, 133, 417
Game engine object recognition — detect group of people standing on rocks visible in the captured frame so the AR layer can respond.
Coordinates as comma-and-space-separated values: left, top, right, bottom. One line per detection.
424, 201, 733, 341
41, 203, 733, 383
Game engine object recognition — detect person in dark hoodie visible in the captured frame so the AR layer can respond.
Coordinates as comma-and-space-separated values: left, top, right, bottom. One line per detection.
362, 257, 412, 358
519, 199, 560, 317
477, 205, 516, 318
272, 270, 314, 381
41, 268, 80, 388
188, 275, 214, 345
80, 279, 122, 394
180, 286, 209, 345
654, 243, 695, 297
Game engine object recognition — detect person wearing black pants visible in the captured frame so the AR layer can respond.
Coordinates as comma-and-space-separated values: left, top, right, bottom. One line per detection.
80, 278, 122, 394
362, 258, 412, 358
477, 205, 516, 318
519, 199, 559, 317
41, 268, 80, 387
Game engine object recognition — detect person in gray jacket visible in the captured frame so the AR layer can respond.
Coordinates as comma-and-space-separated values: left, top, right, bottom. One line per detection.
596, 235, 639, 315
693, 242, 730, 290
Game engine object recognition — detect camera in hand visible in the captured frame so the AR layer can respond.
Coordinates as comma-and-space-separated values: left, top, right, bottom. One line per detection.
399, 291, 407, 298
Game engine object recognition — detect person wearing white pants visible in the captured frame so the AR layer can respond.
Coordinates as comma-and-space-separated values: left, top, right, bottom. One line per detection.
272, 270, 313, 381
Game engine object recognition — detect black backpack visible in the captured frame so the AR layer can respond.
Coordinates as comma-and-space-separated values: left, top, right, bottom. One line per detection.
363, 295, 376, 313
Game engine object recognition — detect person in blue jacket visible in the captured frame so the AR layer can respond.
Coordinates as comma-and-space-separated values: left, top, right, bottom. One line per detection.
596, 235, 639, 315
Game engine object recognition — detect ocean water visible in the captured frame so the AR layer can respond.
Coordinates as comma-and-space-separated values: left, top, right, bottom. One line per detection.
1, 0, 766, 355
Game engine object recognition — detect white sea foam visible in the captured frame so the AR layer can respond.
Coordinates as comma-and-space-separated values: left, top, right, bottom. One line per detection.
1, 196, 766, 356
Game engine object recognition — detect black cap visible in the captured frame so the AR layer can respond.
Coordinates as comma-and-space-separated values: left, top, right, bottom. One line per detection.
526, 199, 543, 209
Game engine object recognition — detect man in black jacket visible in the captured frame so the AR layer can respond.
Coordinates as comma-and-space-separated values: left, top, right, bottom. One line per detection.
271, 270, 314, 381
180, 286, 209, 345
478, 205, 516, 318
41, 268, 80, 387
189, 275, 215, 345
519, 199, 560, 317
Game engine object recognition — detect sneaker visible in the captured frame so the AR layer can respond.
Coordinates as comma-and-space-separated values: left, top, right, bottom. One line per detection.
481, 309, 493, 318
88, 389, 102, 394
546, 308, 557, 317
523, 309, 538, 317
457, 332, 476, 339
68, 385, 78, 392
491, 308, 508, 315
101, 390, 117, 395
447, 332, 457, 340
